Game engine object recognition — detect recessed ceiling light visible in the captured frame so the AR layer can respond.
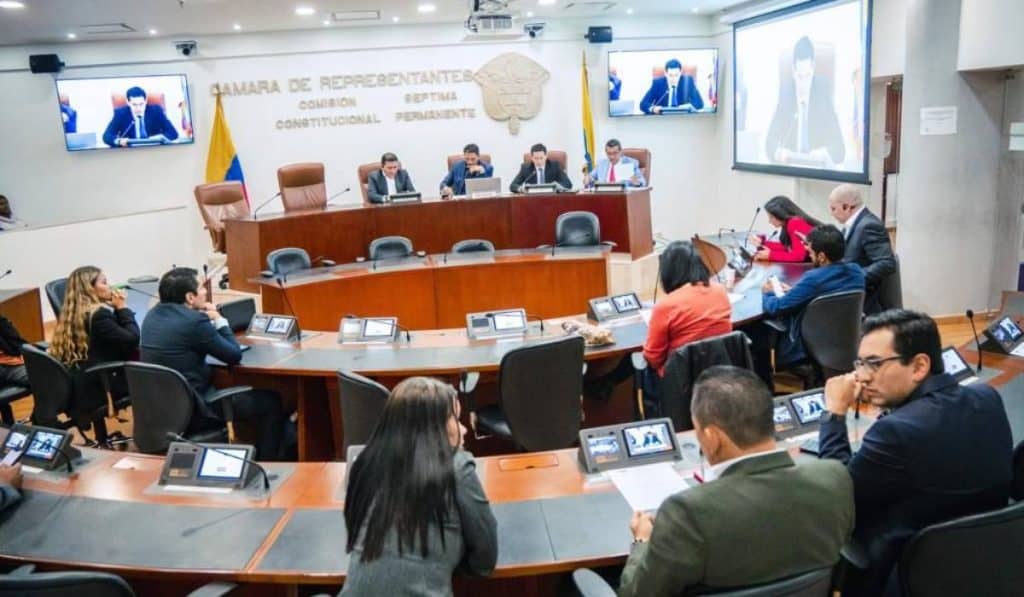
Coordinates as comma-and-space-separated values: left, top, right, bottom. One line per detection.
526, 10, 534, 17
418, 3, 436, 13
66, 32, 77, 39
0, 1, 26, 9
322, 19, 330, 25
626, 8, 633, 14
692, 7, 700, 13
295, 6, 316, 17
392, 16, 400, 22
538, 0, 556, 5
148, 28, 158, 35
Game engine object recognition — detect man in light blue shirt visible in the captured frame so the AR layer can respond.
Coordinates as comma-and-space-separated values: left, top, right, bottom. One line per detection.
584, 138, 646, 188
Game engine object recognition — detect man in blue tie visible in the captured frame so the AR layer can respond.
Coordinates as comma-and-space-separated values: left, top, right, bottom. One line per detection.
102, 86, 180, 147
640, 59, 705, 114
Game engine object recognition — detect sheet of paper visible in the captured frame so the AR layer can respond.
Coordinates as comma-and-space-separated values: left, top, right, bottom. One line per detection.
607, 462, 690, 513
920, 106, 957, 135
113, 457, 146, 470
162, 484, 234, 494
639, 308, 653, 325
728, 292, 744, 305
1010, 343, 1024, 358
612, 163, 634, 182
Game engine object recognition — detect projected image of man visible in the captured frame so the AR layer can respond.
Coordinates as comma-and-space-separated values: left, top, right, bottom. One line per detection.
765, 37, 844, 167
640, 59, 704, 114
102, 86, 179, 147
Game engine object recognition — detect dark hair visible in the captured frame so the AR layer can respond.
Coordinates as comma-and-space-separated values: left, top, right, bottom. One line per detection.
659, 241, 710, 294
793, 36, 815, 64
463, 143, 480, 155
665, 58, 682, 71
158, 267, 199, 304
806, 225, 845, 263
530, 143, 547, 155
380, 152, 399, 166
125, 86, 147, 100
763, 195, 821, 250
605, 138, 621, 150
862, 310, 943, 374
692, 366, 774, 447
0, 195, 10, 219
344, 377, 459, 561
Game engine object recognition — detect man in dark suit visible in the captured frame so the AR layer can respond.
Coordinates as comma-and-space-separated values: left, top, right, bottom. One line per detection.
765, 36, 845, 167
366, 152, 416, 204
640, 58, 705, 114
102, 86, 179, 147
819, 310, 1013, 597
510, 143, 572, 192
829, 184, 896, 313
140, 267, 285, 459
619, 366, 853, 596
440, 143, 494, 197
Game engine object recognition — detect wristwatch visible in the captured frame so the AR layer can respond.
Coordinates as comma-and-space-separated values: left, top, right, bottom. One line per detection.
819, 411, 846, 425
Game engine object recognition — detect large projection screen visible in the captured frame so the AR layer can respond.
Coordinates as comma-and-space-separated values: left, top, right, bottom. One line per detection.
733, 0, 871, 183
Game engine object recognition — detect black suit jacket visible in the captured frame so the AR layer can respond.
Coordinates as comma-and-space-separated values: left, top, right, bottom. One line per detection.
765, 76, 845, 165
0, 316, 27, 357
366, 169, 416, 204
819, 374, 1013, 596
510, 160, 572, 193
639, 75, 705, 113
843, 208, 896, 313
102, 104, 180, 147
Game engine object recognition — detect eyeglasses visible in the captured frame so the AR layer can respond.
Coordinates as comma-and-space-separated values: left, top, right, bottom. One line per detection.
852, 355, 904, 374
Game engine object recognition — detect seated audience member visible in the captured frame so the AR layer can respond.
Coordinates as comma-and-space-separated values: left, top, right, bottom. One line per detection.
828, 184, 896, 313
50, 266, 140, 406
510, 143, 572, 192
0, 464, 22, 513
342, 377, 497, 596
818, 310, 1013, 597
749, 195, 821, 262
440, 143, 494, 197
367, 152, 416, 204
584, 139, 646, 188
140, 267, 285, 460
0, 315, 30, 393
618, 366, 853, 596
745, 225, 864, 388
0, 195, 27, 231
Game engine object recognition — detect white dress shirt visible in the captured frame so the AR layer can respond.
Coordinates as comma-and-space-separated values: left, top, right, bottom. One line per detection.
704, 448, 788, 482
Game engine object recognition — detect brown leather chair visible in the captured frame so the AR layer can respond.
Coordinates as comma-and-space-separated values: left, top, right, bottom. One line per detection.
194, 181, 250, 254
277, 162, 326, 212
691, 234, 727, 275
446, 154, 492, 170
622, 148, 652, 186
357, 162, 380, 204
111, 92, 166, 109
521, 150, 567, 172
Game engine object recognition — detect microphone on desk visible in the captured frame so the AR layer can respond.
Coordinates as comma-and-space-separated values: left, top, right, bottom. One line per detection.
253, 191, 282, 218
395, 321, 412, 342
966, 309, 983, 372
525, 313, 546, 333
275, 277, 303, 347
741, 206, 762, 252
325, 187, 351, 206
164, 432, 271, 492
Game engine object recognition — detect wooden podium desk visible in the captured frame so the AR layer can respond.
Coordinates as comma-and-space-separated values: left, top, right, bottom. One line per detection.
0, 287, 44, 343
255, 248, 610, 331
224, 189, 653, 292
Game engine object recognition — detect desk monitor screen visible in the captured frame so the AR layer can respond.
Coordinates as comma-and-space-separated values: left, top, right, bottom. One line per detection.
773, 404, 797, 434
493, 310, 526, 331
992, 316, 1023, 345
790, 391, 826, 425
266, 316, 292, 335
470, 316, 491, 330
197, 448, 247, 480
592, 299, 614, 318
942, 347, 971, 377
586, 431, 622, 465
362, 318, 396, 338
611, 293, 641, 313
3, 428, 31, 453
623, 422, 674, 457
249, 315, 270, 334
24, 430, 63, 461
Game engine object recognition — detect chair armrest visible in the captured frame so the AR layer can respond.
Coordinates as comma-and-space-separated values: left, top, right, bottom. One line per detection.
572, 568, 616, 597
259, 270, 274, 278
600, 241, 618, 249
83, 361, 128, 375
320, 259, 337, 267
206, 386, 254, 405
763, 318, 788, 333
841, 538, 870, 570
9, 564, 35, 576
536, 244, 552, 250
32, 340, 49, 351
187, 582, 238, 597
630, 352, 648, 371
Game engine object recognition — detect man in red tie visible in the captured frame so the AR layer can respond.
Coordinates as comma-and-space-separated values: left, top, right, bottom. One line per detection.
584, 139, 646, 188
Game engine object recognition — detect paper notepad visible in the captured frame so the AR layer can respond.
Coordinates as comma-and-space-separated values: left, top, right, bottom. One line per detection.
612, 163, 634, 182
1011, 344, 1024, 358
728, 292, 744, 305
607, 462, 691, 513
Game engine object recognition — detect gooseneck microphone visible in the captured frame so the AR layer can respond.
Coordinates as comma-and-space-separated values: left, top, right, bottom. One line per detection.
253, 191, 282, 218
325, 187, 351, 206
165, 432, 271, 492
966, 309, 983, 372
275, 277, 302, 346
742, 206, 762, 251
525, 313, 546, 333
124, 284, 158, 299
0, 269, 12, 282
394, 322, 412, 342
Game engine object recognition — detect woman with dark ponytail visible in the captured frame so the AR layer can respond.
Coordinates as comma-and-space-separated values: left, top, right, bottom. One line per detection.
749, 195, 821, 262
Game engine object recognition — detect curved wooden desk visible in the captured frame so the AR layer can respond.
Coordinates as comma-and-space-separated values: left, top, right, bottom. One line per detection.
223, 189, 653, 292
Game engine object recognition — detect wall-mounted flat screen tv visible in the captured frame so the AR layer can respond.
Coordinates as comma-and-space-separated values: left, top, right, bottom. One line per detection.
608, 49, 719, 117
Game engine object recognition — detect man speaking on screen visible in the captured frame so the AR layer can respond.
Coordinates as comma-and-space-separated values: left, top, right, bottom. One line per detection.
640, 59, 705, 114
764, 36, 845, 167
102, 86, 180, 147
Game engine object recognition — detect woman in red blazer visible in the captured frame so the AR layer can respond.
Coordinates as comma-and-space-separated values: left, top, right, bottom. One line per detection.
749, 196, 821, 262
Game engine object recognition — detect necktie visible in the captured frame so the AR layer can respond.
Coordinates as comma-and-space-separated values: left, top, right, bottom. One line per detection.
136, 116, 147, 139
799, 104, 809, 153
608, 163, 616, 182
670, 85, 677, 108
537, 168, 544, 184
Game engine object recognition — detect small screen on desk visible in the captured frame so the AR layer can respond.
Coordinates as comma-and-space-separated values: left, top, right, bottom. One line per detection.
493, 311, 525, 331
363, 318, 395, 338
593, 300, 614, 317
198, 448, 247, 480
586, 432, 622, 464
611, 293, 640, 312
942, 348, 970, 375
773, 405, 797, 433
993, 317, 1022, 343
471, 316, 490, 329
624, 422, 674, 457
4, 430, 30, 452
266, 317, 292, 335
250, 315, 270, 333
25, 431, 63, 461
791, 392, 826, 425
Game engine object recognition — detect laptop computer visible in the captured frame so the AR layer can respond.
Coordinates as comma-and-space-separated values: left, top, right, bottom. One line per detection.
65, 132, 97, 150
609, 99, 635, 116
465, 177, 501, 198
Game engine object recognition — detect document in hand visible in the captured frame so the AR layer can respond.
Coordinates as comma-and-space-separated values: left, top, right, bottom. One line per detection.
607, 461, 691, 513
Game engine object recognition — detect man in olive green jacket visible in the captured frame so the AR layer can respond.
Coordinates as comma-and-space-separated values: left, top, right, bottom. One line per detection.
619, 366, 854, 597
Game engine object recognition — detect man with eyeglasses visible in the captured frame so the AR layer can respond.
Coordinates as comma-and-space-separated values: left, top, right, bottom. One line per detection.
818, 309, 1012, 597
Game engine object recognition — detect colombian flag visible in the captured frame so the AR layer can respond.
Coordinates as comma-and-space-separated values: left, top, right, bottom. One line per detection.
581, 51, 597, 172
204, 92, 248, 203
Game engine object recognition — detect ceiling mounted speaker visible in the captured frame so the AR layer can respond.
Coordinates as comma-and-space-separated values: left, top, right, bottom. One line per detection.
586, 26, 613, 44
29, 54, 64, 74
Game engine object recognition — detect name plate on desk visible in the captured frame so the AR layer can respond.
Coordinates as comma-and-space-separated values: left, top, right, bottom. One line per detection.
469, 190, 498, 199
388, 192, 422, 204
588, 292, 642, 322
578, 418, 681, 473
338, 316, 400, 343
247, 313, 300, 341
593, 182, 626, 192
522, 183, 558, 195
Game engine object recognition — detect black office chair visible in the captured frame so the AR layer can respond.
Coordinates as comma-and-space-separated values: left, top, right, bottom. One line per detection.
368, 236, 414, 261
877, 255, 903, 311
124, 362, 252, 454
798, 290, 864, 383
0, 564, 236, 596
451, 239, 495, 254
265, 247, 312, 278
1012, 440, 1024, 501
217, 297, 257, 333
549, 211, 616, 249
337, 370, 389, 457
471, 336, 585, 452
572, 567, 832, 597
0, 385, 30, 425
899, 501, 1024, 596
45, 278, 67, 318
